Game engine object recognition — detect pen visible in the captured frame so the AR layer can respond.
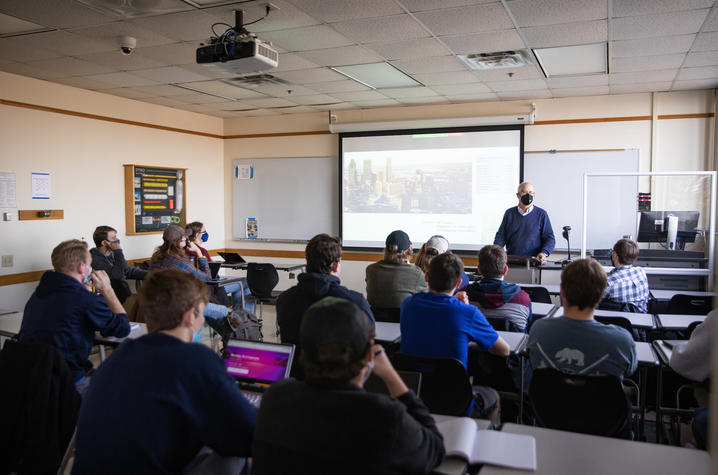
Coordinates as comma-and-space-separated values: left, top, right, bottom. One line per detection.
374, 348, 384, 356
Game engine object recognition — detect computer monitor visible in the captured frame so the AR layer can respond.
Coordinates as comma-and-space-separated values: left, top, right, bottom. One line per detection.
637, 211, 699, 246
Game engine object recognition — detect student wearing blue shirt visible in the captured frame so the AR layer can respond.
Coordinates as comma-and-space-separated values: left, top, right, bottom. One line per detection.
401, 253, 510, 422
494, 182, 555, 264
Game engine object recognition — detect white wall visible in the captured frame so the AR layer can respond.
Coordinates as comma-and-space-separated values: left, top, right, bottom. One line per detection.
0, 71, 225, 310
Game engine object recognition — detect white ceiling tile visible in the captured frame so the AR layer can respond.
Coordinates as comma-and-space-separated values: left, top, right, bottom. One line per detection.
176, 62, 236, 79
397, 96, 449, 104
0, 36, 63, 62
368, 38, 451, 60
288, 94, 342, 105
0, 12, 47, 35
522, 20, 607, 47
241, 97, 298, 108
609, 69, 678, 84
260, 25, 353, 52
248, 84, 318, 97
76, 50, 167, 70
379, 87, 439, 98
331, 14, 429, 44
487, 78, 548, 91
612, 10, 709, 40
279, 105, 319, 114
102, 87, 154, 99
204, 1, 320, 33
241, 109, 279, 116
546, 74, 608, 88
0, 61, 65, 80
550, 85, 610, 97
169, 92, 227, 104
402, 0, 495, 12
507, 0, 606, 27
611, 35, 696, 57
474, 66, 543, 81
331, 90, 389, 101
180, 80, 267, 99
612, 53, 686, 73
693, 32, 718, 51
26, 30, 116, 56
131, 66, 211, 83
677, 65, 718, 80
440, 29, 525, 54
313, 102, 355, 110
609, 82, 673, 94
703, 7, 718, 31
25, 56, 116, 77
50, 75, 117, 89
0, 0, 116, 29
271, 53, 320, 71
412, 71, 480, 85
305, 79, 371, 93
613, 0, 715, 18
672, 78, 718, 89
431, 83, 492, 95
175, 103, 217, 114
141, 96, 188, 107
497, 89, 552, 99
684, 51, 718, 67
133, 42, 198, 65
352, 99, 401, 107
444, 92, 500, 101
390, 55, 468, 74
128, 10, 217, 42
69, 21, 176, 48
297, 46, 383, 66
287, 0, 403, 23
85, 71, 161, 87
275, 67, 346, 83
414, 4, 514, 36
133, 84, 200, 96
211, 101, 256, 111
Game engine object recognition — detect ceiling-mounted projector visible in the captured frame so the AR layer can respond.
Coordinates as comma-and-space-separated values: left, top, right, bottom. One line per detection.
196, 9, 278, 75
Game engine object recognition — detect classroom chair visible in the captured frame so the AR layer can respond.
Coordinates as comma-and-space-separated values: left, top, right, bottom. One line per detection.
520, 286, 552, 304
529, 368, 633, 439
391, 353, 473, 416
246, 263, 280, 320
666, 294, 713, 315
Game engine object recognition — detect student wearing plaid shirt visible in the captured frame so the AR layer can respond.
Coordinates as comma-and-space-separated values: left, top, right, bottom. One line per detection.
603, 239, 649, 313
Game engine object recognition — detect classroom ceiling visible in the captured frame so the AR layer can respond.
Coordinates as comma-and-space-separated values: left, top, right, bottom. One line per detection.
0, 0, 717, 118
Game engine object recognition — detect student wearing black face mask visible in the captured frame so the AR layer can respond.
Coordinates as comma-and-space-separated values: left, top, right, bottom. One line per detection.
493, 182, 555, 265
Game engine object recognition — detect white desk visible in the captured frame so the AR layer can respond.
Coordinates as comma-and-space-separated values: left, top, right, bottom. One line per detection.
634, 341, 658, 366
592, 309, 655, 329
433, 415, 492, 475
650, 289, 715, 301
532, 303, 556, 318
374, 322, 401, 344
656, 313, 707, 330
479, 423, 709, 475
496, 331, 528, 354
0, 312, 23, 338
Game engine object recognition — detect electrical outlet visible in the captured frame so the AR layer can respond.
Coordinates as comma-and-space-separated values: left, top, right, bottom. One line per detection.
1, 255, 13, 267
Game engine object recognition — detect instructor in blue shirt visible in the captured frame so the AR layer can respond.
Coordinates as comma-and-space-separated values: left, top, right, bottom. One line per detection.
494, 182, 555, 264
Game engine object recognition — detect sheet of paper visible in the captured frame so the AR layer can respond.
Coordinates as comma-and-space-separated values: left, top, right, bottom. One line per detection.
0, 172, 17, 207
473, 431, 536, 471
237, 165, 253, 180
436, 418, 478, 460
31, 172, 51, 199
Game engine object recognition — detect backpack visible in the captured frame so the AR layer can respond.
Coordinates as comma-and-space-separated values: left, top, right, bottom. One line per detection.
229, 306, 263, 341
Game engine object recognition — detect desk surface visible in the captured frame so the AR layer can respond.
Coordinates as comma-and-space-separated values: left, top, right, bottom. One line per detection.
635, 341, 658, 366
532, 302, 556, 317
592, 309, 655, 329
0, 312, 23, 338
220, 262, 305, 272
205, 275, 246, 287
656, 313, 707, 330
496, 331, 528, 354
650, 289, 715, 301
479, 423, 709, 475
374, 322, 401, 344
433, 415, 492, 475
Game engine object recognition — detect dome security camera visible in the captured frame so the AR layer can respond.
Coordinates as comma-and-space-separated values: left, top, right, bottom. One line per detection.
119, 36, 136, 55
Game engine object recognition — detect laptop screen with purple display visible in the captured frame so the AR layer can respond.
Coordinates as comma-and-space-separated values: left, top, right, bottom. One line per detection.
223, 339, 295, 385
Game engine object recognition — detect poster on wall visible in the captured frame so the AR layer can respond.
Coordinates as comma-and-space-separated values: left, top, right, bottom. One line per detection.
124, 164, 187, 235
31, 172, 51, 199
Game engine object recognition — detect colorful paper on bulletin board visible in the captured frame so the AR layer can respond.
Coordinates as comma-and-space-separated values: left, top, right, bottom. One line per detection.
246, 217, 258, 239
134, 167, 184, 233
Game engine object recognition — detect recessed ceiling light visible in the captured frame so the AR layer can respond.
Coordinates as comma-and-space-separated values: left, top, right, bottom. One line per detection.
331, 62, 421, 89
533, 43, 607, 77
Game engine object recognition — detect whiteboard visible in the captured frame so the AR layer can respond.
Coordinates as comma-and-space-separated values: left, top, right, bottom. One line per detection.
232, 157, 338, 241
524, 150, 639, 251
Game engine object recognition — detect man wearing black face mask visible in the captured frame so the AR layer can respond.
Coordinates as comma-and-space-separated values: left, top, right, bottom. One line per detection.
493, 182, 555, 265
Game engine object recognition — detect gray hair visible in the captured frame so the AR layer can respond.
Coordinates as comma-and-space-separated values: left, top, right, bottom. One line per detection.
517, 181, 533, 193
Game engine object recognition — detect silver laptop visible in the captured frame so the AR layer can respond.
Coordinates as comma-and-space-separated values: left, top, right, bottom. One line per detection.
222, 339, 295, 407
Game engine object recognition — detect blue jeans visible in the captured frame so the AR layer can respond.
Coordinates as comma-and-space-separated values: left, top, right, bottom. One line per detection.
204, 302, 228, 319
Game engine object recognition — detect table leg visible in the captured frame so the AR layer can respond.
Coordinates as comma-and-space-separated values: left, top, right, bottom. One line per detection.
99, 344, 106, 362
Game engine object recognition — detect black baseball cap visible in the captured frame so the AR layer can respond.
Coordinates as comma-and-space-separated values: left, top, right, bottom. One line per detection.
385, 230, 411, 252
300, 297, 373, 361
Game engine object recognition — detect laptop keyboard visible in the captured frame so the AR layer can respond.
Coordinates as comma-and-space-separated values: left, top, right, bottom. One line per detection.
242, 391, 262, 408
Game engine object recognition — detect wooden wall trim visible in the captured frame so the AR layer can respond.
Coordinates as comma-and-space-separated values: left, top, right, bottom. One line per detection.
525, 149, 625, 154
0, 98, 223, 139
657, 113, 715, 120
531, 116, 652, 125
223, 130, 331, 139
0, 270, 47, 286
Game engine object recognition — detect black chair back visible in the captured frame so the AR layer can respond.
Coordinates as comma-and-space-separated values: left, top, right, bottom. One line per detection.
520, 286, 552, 304
371, 307, 401, 323
246, 263, 279, 299
529, 368, 632, 438
667, 294, 713, 315
594, 316, 633, 335
598, 298, 642, 313
486, 316, 523, 333
391, 353, 472, 416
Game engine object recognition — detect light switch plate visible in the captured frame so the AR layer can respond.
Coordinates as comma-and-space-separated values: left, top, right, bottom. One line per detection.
1, 255, 13, 267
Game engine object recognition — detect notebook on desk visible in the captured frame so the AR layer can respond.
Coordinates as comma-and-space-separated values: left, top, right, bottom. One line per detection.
218, 252, 246, 264
222, 339, 295, 407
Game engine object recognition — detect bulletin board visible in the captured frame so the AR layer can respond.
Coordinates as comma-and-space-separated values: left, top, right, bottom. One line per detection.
124, 164, 187, 235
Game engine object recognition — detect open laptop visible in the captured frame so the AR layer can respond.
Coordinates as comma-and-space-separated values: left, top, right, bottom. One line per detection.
222, 339, 295, 407
218, 252, 246, 265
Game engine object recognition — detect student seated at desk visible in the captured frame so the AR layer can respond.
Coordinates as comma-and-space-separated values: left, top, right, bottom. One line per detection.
465, 245, 532, 331
414, 235, 469, 290
401, 253, 510, 422
601, 238, 649, 313
527, 259, 637, 385
72, 269, 256, 474
19, 239, 129, 394
252, 297, 444, 474
90, 225, 147, 304
365, 230, 427, 309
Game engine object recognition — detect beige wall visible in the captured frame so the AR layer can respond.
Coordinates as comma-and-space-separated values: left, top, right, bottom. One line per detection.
0, 71, 225, 309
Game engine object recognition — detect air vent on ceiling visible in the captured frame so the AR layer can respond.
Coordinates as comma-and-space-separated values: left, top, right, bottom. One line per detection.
222, 74, 290, 89
75, 0, 189, 18
458, 50, 533, 70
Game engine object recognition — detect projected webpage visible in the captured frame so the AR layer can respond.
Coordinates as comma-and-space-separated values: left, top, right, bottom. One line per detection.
341, 128, 521, 251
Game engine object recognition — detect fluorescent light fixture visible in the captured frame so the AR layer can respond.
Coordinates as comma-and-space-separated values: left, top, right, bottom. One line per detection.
76, 0, 190, 18
331, 62, 421, 89
533, 43, 607, 77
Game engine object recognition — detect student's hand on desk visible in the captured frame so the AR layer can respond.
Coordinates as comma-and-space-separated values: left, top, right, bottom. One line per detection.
454, 291, 469, 304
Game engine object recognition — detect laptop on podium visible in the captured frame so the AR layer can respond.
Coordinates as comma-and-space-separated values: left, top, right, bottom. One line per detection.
222, 339, 295, 407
